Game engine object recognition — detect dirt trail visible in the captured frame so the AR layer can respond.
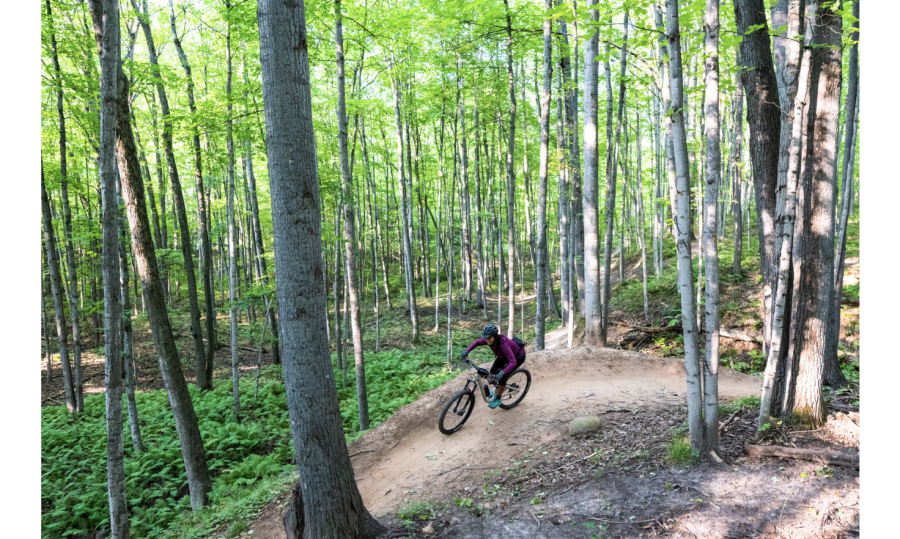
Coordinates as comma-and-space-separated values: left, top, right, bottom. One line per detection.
347, 347, 760, 516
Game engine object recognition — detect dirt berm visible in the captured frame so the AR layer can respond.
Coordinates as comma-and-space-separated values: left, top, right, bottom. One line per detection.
347, 346, 761, 515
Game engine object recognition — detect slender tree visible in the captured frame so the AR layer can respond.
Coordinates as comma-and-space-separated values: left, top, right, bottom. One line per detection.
86, 0, 213, 508
167, 0, 218, 384
92, 0, 129, 533
132, 0, 207, 383
335, 0, 369, 431
702, 0, 722, 453
503, 0, 518, 338
534, 0, 553, 349
667, 0, 706, 454
582, 0, 601, 345
47, 0, 84, 412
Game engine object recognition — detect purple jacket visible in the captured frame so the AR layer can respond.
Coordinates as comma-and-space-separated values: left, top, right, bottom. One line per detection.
464, 334, 525, 375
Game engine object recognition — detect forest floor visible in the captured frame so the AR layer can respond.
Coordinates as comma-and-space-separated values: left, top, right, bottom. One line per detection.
242, 347, 859, 539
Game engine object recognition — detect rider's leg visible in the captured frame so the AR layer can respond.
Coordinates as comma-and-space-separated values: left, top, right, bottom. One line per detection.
494, 384, 506, 398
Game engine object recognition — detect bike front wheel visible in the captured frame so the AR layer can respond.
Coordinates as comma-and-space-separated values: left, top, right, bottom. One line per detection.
499, 368, 531, 409
438, 390, 476, 435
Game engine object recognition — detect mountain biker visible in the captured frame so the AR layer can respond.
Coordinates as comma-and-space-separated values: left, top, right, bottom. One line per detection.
460, 324, 526, 409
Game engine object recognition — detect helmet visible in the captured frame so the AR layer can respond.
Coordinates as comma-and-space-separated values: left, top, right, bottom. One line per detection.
482, 324, 499, 339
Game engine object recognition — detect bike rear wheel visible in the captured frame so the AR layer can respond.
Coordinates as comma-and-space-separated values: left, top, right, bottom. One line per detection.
438, 390, 476, 435
499, 368, 531, 409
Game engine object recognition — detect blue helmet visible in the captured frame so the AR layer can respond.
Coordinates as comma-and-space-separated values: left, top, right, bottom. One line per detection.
482, 324, 499, 339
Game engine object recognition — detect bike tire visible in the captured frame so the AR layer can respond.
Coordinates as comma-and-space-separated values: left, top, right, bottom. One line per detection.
499, 368, 531, 410
438, 389, 476, 435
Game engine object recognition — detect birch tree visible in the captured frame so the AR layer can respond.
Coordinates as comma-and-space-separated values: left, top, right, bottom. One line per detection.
702, 0, 721, 452
666, 0, 705, 454
582, 0, 602, 346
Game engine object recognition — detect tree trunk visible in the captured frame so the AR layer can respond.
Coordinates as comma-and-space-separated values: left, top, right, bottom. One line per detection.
601, 11, 629, 346
225, 4, 240, 422
92, 1, 130, 532
702, 0, 722, 452
390, 68, 420, 342
42, 166, 76, 413
732, 68, 745, 277
582, 0, 601, 346
568, 3, 585, 317
503, 0, 517, 338
47, 0, 83, 412
116, 176, 144, 454
474, 101, 488, 317
133, 0, 206, 382
168, 0, 219, 383
667, 0, 706, 454
555, 18, 572, 328
636, 111, 649, 322
87, 0, 213, 508
825, 0, 858, 389
256, 1, 387, 534
534, 0, 553, 349
786, 2, 842, 430
335, 0, 369, 431
732, 0, 782, 356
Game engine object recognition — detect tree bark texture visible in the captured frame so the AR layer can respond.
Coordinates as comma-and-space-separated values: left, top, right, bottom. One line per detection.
168, 0, 218, 384
335, 0, 369, 431
503, 0, 517, 337
732, 0, 781, 356
256, 0, 386, 534
534, 0, 553, 349
133, 0, 207, 384
582, 0, 601, 346
88, 0, 213, 508
42, 167, 76, 413
786, 2, 842, 430
702, 0, 721, 452
91, 0, 130, 534
667, 0, 706, 454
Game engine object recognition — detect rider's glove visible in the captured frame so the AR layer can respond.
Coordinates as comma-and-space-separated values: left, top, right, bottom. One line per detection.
491, 372, 504, 383
460, 351, 468, 360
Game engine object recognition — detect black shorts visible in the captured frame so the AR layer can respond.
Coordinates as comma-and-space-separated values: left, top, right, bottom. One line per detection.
490, 353, 526, 382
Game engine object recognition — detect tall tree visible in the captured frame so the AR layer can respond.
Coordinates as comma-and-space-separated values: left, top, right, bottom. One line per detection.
534, 0, 553, 349
42, 166, 76, 413
503, 0, 517, 337
93, 0, 130, 534
167, 0, 218, 385
582, 0, 601, 346
732, 0, 781, 356
666, 0, 706, 454
825, 0, 859, 388
335, 0, 369, 431
225, 0, 240, 421
256, 0, 386, 534
132, 0, 207, 385
47, 0, 83, 412
702, 0, 722, 453
601, 10, 629, 346
391, 65, 420, 342
86, 0, 213, 508
785, 1, 843, 429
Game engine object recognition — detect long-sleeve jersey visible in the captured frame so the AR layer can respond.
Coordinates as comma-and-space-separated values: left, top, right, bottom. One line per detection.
464, 334, 525, 375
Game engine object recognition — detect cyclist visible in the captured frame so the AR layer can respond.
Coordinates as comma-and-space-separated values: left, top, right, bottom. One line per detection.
460, 324, 526, 409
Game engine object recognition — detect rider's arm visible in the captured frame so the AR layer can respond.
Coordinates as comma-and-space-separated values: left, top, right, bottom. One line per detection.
463, 339, 486, 356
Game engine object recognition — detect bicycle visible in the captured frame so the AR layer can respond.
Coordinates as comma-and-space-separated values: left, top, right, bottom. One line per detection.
437, 356, 532, 435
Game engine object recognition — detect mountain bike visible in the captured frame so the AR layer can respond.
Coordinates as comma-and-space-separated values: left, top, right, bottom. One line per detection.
437, 356, 531, 435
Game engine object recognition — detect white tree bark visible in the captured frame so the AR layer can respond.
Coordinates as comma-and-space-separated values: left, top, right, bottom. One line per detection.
582, 0, 602, 346
666, 0, 706, 454
702, 0, 722, 453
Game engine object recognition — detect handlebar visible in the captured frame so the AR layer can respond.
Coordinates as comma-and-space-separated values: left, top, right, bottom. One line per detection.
462, 356, 491, 377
